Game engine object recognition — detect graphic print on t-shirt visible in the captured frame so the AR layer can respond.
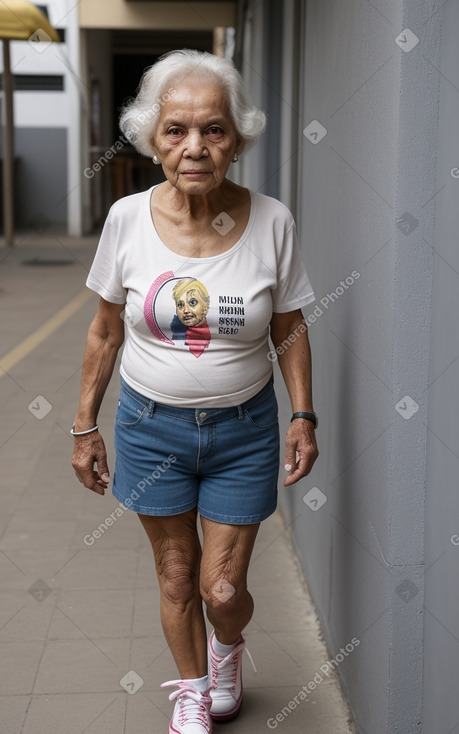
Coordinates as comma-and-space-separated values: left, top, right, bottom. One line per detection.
144, 271, 211, 358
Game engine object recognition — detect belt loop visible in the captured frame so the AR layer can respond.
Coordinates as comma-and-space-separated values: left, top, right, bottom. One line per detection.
147, 400, 156, 418
237, 404, 244, 421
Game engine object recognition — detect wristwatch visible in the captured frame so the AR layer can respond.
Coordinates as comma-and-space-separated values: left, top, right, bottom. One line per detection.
290, 411, 318, 429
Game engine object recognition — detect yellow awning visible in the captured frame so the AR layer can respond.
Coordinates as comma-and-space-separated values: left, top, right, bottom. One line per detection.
0, 1, 60, 247
0, 0, 59, 41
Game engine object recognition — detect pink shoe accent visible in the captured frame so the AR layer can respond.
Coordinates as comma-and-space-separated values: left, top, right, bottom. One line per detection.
161, 679, 212, 734
208, 631, 246, 722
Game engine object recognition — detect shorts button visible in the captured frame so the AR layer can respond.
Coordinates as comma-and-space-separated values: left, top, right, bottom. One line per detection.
199, 411, 207, 419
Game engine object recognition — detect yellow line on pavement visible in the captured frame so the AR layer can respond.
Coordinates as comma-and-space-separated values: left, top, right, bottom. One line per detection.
0, 289, 94, 377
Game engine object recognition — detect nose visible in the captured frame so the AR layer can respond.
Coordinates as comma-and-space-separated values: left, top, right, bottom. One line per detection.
184, 130, 208, 158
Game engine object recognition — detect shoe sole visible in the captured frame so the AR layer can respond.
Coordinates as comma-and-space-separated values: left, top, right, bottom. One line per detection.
210, 698, 242, 722
169, 722, 212, 733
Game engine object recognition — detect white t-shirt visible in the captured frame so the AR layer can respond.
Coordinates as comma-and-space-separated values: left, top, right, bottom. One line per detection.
86, 185, 315, 407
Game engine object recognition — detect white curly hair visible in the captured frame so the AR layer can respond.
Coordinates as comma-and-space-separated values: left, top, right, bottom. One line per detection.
119, 49, 266, 158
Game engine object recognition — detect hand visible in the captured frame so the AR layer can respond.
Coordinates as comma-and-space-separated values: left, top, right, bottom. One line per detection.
71, 431, 110, 495
283, 419, 318, 487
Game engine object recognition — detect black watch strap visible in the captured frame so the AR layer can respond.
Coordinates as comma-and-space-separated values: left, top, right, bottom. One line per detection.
290, 411, 318, 428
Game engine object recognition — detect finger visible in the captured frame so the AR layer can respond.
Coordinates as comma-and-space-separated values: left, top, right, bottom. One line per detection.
284, 458, 306, 486
284, 444, 297, 473
85, 471, 106, 494
74, 467, 106, 494
284, 457, 300, 485
284, 449, 318, 486
284, 466, 308, 485
288, 450, 301, 471
93, 462, 109, 488
95, 455, 110, 485
87, 484, 105, 495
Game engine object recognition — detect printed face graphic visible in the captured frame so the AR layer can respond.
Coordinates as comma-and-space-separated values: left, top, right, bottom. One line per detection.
175, 289, 207, 326
144, 273, 211, 358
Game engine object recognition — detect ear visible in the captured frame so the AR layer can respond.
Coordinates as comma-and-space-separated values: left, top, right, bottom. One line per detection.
235, 135, 245, 157
148, 136, 158, 156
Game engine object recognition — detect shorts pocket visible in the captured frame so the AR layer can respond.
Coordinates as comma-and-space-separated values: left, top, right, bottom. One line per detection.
244, 389, 279, 429
115, 388, 147, 428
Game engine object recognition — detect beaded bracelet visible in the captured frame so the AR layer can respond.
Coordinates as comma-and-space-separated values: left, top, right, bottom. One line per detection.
70, 424, 99, 436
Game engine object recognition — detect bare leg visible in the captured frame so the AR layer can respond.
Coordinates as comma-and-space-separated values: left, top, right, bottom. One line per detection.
138, 509, 207, 678
199, 517, 260, 644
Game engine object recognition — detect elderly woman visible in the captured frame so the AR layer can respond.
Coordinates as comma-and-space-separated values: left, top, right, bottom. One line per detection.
72, 49, 318, 734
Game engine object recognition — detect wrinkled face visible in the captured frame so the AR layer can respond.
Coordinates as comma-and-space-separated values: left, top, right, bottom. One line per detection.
150, 79, 242, 195
175, 289, 207, 327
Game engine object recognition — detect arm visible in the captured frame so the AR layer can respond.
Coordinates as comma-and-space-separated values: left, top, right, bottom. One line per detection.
71, 297, 125, 494
270, 309, 319, 487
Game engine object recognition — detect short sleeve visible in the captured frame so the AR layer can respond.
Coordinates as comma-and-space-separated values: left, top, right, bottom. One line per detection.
271, 220, 315, 313
86, 209, 127, 304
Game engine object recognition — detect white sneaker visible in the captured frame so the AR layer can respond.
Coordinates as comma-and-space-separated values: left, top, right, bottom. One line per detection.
208, 631, 246, 721
161, 679, 212, 734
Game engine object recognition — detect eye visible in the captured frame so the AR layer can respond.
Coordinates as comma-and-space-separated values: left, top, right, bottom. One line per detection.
168, 127, 183, 136
177, 300, 184, 309
188, 298, 198, 307
207, 126, 224, 137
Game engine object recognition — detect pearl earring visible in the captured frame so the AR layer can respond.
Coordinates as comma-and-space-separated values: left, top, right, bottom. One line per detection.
153, 155, 160, 165
232, 154, 239, 163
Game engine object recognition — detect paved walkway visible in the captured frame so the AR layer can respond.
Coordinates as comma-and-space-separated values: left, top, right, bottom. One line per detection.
0, 233, 355, 734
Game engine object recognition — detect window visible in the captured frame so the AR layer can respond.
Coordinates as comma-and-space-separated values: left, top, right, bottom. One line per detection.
0, 75, 64, 91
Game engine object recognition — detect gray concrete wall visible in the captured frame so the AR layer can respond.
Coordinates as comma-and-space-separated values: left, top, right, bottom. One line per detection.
237, 0, 452, 731
14, 128, 67, 231
284, 3, 440, 731
423, 0, 459, 731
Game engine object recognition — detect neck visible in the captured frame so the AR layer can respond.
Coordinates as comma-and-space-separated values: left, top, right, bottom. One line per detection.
163, 179, 235, 221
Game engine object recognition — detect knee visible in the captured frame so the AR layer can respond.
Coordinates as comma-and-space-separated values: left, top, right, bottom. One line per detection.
201, 576, 243, 616
156, 547, 199, 608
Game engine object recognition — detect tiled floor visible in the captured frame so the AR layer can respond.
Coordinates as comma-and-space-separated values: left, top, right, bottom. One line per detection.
0, 236, 355, 733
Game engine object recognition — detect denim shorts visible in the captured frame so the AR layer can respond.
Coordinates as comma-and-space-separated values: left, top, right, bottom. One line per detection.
112, 376, 280, 524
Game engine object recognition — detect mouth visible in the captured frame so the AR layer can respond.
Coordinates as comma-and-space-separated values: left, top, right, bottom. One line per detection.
181, 171, 211, 176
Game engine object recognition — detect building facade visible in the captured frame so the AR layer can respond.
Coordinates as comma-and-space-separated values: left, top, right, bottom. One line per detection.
4, 1, 459, 732
0, 1, 235, 236
235, 1, 459, 733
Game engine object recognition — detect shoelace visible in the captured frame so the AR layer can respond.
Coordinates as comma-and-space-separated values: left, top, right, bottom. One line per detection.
211, 640, 257, 691
161, 680, 212, 728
